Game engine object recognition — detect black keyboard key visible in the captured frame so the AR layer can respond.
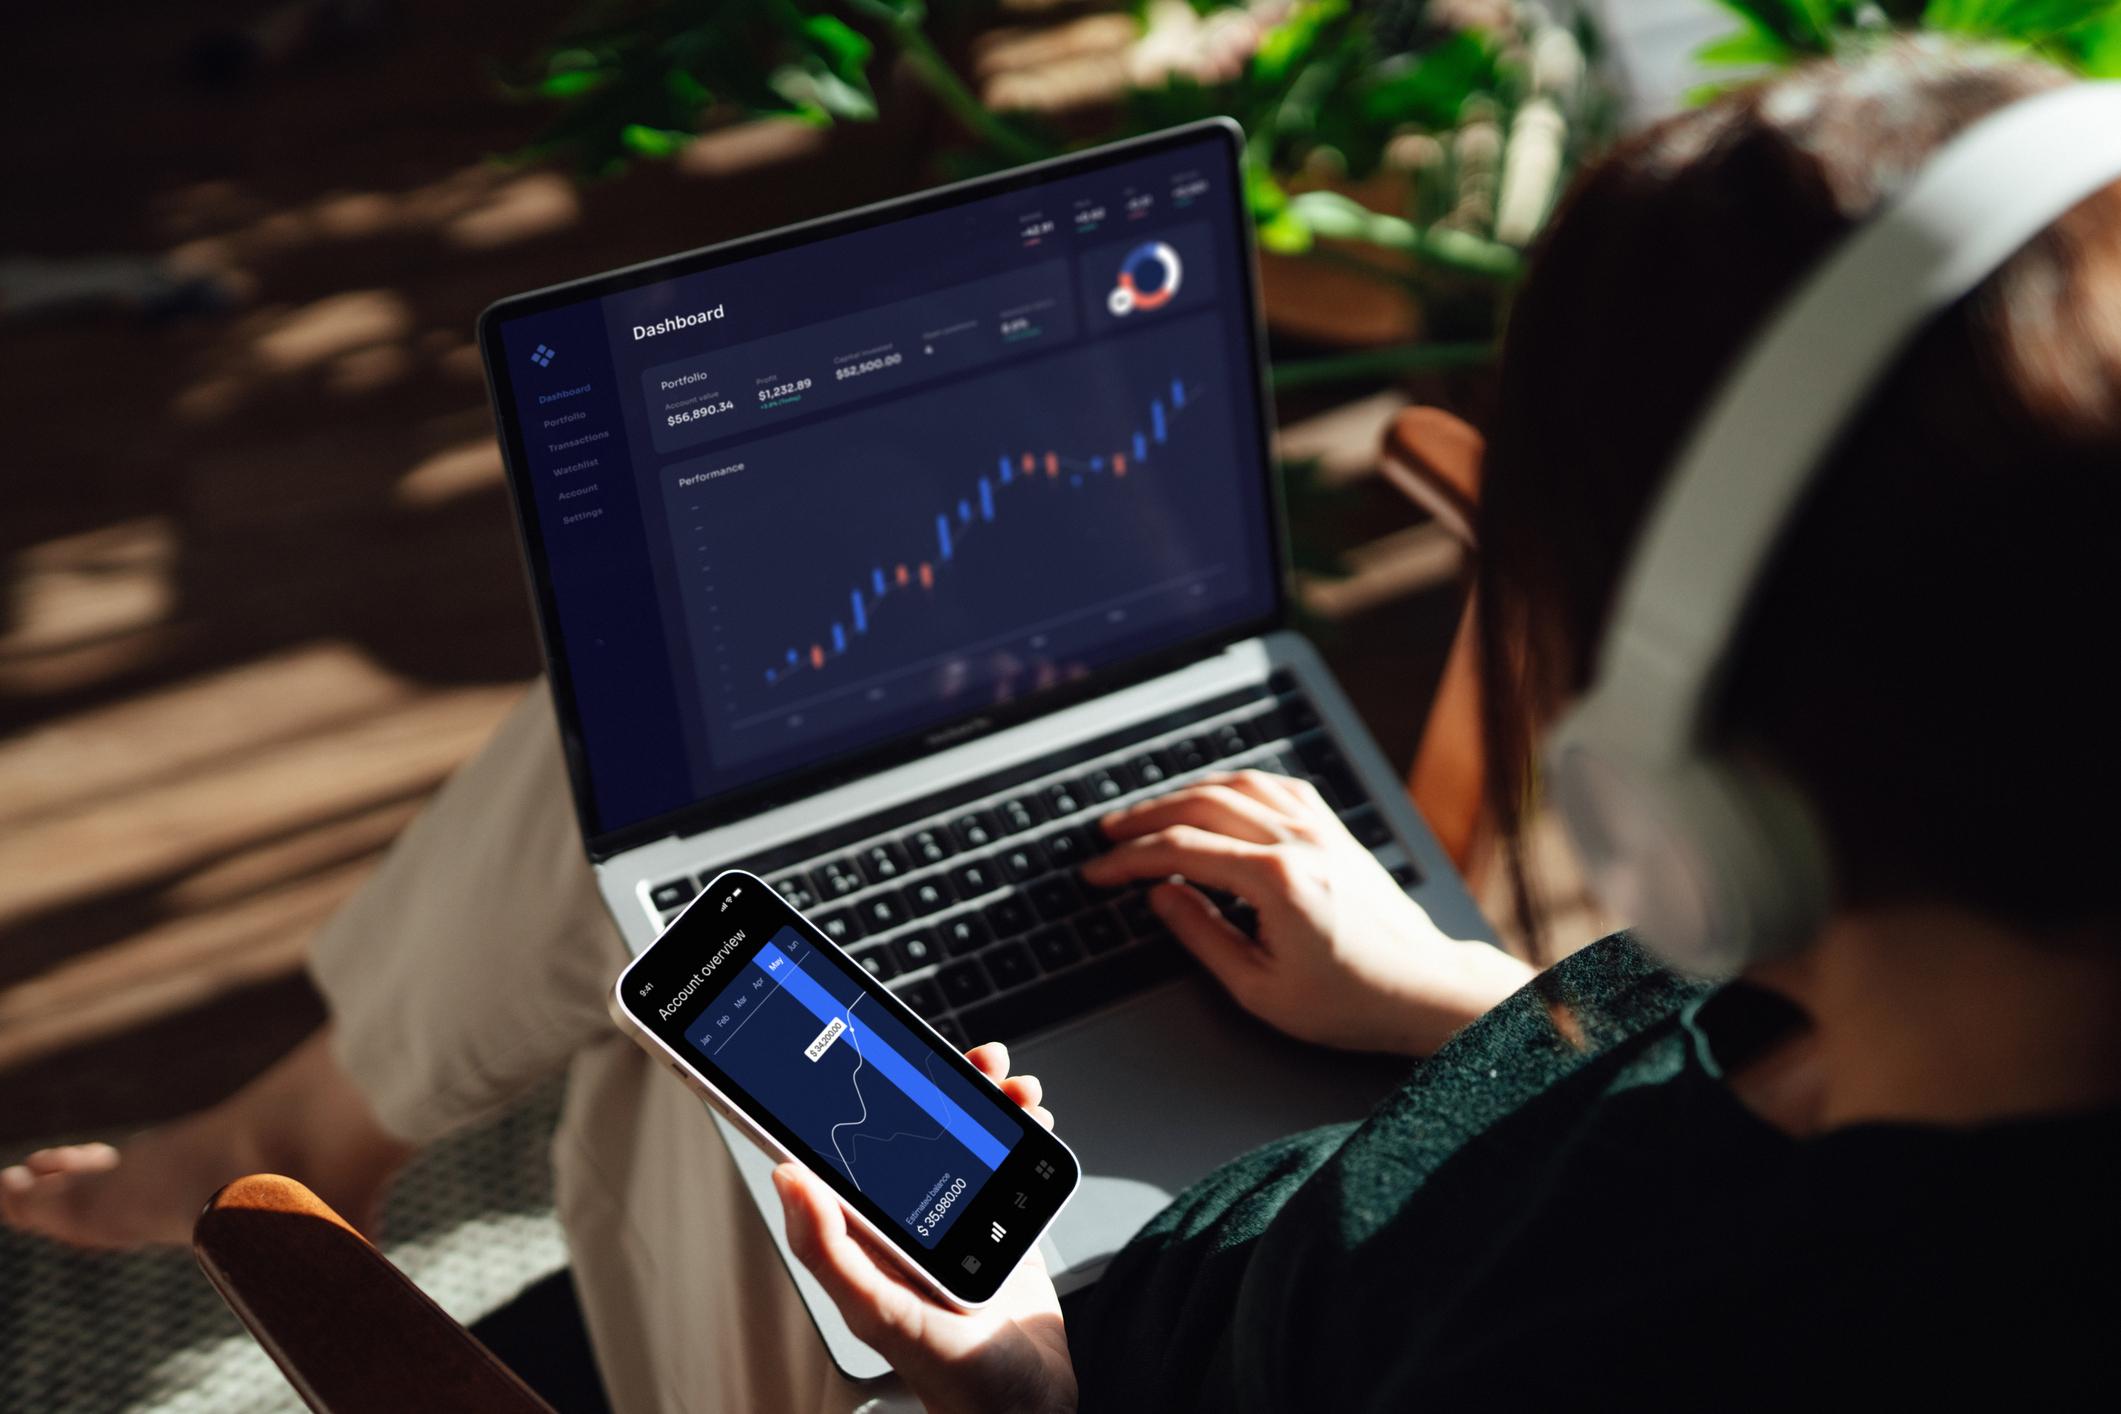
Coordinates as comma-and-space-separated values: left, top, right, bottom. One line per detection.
983, 895, 1037, 937
815, 908, 864, 946
903, 875, 957, 916
1028, 924, 1085, 972
1117, 893, 1166, 939
952, 810, 1001, 850
1080, 766, 1131, 803
649, 877, 697, 912
939, 961, 994, 1008
982, 942, 1040, 990
815, 859, 865, 899
860, 894, 907, 933
1042, 781, 1087, 818
1168, 735, 1216, 771
770, 874, 818, 910
1342, 807, 1394, 849
998, 841, 1049, 883
949, 856, 1002, 898
1295, 736, 1364, 810
858, 842, 910, 885
1243, 705, 1290, 741
1127, 750, 1174, 788
1078, 869, 1126, 904
998, 795, 1045, 833
1076, 907, 1129, 954
932, 1015, 971, 1049
1389, 860, 1425, 889
1209, 721, 1253, 757
1039, 827, 1094, 872
851, 942, 899, 981
894, 977, 947, 1018
1028, 874, 1082, 922
1269, 667, 1299, 695
941, 912, 993, 956
903, 827, 957, 866
892, 929, 941, 971
957, 937, 1194, 1043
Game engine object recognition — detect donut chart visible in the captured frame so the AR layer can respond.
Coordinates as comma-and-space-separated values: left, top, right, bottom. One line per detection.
1106, 241, 1183, 316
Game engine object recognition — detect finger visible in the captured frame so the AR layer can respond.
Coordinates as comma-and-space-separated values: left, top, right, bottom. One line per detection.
1151, 881, 1267, 992
1082, 825, 1280, 896
965, 1042, 1009, 1080
1000, 1072, 1043, 1111
1027, 1104, 1055, 1131
1220, 768, 1318, 814
1098, 784, 1291, 847
23, 1144, 117, 1178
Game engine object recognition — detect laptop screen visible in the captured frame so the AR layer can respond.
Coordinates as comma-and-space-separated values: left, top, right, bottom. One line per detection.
483, 123, 1281, 852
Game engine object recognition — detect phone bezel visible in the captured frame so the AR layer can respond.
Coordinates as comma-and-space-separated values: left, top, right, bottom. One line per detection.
611, 869, 1079, 1308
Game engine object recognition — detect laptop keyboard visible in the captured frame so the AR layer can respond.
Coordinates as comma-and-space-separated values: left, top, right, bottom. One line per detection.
643, 669, 1424, 1047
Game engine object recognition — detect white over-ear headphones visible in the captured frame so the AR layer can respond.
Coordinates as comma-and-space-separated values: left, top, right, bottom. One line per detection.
1547, 82, 2121, 977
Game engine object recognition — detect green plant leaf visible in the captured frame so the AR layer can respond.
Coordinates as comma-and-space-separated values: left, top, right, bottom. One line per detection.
803, 14, 876, 85
1258, 208, 1314, 254
1360, 30, 1496, 126
1255, 0, 1352, 88
539, 69, 609, 98
621, 123, 693, 158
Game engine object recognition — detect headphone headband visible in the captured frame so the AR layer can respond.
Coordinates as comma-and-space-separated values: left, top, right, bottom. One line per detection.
1551, 81, 2121, 973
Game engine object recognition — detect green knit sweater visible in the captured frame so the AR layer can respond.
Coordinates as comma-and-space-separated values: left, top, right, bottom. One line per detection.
1065, 932, 2119, 1408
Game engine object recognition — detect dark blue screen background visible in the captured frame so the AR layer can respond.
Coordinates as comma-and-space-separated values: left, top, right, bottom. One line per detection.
494, 134, 1275, 840
684, 927, 1018, 1248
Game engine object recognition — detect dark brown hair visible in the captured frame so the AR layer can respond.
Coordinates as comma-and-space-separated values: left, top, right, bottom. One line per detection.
1478, 38, 2121, 948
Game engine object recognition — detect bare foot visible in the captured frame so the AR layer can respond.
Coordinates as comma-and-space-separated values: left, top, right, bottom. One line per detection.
0, 1028, 417, 1249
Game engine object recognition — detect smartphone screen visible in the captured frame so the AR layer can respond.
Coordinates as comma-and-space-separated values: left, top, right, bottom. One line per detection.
614, 870, 1079, 1305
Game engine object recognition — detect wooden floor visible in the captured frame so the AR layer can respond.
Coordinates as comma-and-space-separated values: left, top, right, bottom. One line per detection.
0, 0, 1475, 1146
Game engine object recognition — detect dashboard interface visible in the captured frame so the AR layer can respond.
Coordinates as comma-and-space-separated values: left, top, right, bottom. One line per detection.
487, 127, 1277, 845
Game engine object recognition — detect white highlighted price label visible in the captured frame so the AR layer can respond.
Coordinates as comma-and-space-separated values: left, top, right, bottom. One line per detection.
804, 1016, 847, 1062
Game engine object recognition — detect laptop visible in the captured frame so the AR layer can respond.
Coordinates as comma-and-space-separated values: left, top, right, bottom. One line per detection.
479, 117, 1497, 1377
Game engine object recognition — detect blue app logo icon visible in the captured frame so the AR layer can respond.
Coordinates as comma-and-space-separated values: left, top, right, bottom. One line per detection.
531, 343, 557, 368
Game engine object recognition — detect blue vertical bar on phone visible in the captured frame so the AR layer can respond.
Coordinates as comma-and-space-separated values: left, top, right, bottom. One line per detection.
937, 514, 952, 561
831, 623, 845, 653
978, 477, 994, 520
1133, 431, 1147, 461
751, 941, 1013, 1169
1171, 378, 1185, 409
1152, 399, 1167, 443
872, 567, 886, 598
786, 648, 798, 666
998, 455, 1012, 485
851, 591, 866, 634
959, 498, 971, 525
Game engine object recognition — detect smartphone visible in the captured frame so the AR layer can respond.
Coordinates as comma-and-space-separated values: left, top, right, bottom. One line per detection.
610, 868, 1081, 1308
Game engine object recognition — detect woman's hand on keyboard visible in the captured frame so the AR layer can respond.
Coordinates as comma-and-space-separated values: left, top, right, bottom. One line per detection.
774, 1042, 1074, 1414
1084, 771, 1534, 1057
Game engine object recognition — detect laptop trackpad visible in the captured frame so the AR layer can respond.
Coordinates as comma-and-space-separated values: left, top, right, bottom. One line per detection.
1021, 974, 1410, 1291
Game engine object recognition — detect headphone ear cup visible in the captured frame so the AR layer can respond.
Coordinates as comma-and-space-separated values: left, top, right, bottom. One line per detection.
1552, 745, 1833, 976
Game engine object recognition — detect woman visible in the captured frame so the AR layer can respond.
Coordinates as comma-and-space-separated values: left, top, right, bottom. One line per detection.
770, 38, 2121, 1411
11, 37, 2119, 1412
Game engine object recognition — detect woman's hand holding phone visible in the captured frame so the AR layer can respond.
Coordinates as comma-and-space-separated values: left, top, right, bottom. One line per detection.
1082, 770, 1535, 1057
774, 1042, 1076, 1414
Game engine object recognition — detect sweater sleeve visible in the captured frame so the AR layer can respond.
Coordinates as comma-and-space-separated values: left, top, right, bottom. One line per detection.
1065, 932, 1704, 1414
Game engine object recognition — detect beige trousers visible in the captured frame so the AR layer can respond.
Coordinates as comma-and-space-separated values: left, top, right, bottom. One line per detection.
309, 684, 903, 1414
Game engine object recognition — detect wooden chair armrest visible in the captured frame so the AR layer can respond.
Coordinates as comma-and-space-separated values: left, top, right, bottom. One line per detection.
193, 1174, 556, 1414
1380, 406, 1483, 547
